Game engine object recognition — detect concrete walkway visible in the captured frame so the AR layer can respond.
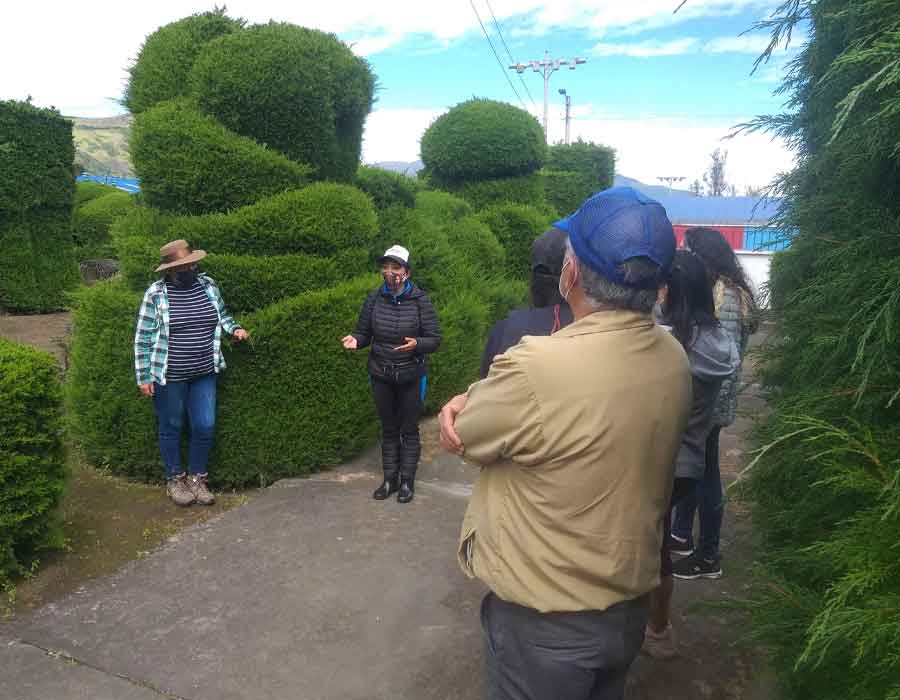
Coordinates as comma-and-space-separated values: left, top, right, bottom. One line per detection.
4, 374, 771, 700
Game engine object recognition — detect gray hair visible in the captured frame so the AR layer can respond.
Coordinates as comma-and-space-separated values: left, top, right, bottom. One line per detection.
565, 239, 660, 313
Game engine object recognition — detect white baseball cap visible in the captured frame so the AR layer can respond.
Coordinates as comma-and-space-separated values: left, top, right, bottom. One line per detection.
378, 244, 410, 267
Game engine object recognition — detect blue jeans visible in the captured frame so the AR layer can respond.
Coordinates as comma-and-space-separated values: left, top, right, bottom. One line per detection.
153, 373, 217, 479
672, 427, 723, 561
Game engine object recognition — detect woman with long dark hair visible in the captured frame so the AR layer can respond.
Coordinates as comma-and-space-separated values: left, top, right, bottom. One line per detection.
670, 227, 758, 581
644, 250, 739, 659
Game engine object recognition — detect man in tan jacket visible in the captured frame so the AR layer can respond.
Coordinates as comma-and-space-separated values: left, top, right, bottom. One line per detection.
439, 187, 692, 700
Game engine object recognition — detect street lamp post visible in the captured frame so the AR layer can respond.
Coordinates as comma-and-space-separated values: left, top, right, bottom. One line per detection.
509, 51, 586, 142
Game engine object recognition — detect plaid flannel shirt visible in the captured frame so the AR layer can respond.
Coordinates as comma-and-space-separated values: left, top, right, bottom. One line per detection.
134, 274, 241, 386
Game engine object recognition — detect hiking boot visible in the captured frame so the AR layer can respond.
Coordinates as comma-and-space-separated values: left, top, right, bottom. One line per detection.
641, 623, 677, 660
167, 474, 194, 507
188, 474, 215, 505
671, 552, 722, 580
669, 533, 694, 557
373, 473, 399, 500
397, 477, 414, 504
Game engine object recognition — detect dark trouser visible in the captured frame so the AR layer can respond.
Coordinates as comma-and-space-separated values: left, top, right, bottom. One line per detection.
480, 592, 649, 700
153, 373, 217, 479
371, 375, 424, 479
662, 477, 700, 576
672, 427, 724, 561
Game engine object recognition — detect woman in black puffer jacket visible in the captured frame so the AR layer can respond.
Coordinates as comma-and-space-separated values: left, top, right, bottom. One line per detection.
341, 245, 441, 503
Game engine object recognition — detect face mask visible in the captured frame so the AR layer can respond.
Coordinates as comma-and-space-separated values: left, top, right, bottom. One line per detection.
383, 270, 407, 290
173, 269, 198, 288
558, 258, 574, 302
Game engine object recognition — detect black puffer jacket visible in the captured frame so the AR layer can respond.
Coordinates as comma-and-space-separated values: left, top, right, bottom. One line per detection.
352, 282, 441, 379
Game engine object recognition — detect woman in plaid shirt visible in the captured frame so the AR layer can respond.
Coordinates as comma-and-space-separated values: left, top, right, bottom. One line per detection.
134, 239, 249, 506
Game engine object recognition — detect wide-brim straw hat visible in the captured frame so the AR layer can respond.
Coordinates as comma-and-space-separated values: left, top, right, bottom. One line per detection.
154, 239, 207, 272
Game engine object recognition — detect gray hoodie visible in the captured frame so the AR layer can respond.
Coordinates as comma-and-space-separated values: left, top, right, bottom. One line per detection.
660, 323, 740, 480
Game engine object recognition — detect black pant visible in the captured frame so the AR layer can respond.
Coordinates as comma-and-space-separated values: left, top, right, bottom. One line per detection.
371, 375, 423, 479
480, 592, 648, 700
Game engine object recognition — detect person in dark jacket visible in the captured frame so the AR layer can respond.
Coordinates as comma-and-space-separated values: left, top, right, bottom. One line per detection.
643, 250, 739, 659
341, 245, 441, 503
479, 227, 574, 377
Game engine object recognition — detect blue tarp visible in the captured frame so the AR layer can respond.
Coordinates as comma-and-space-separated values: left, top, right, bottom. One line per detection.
77, 174, 140, 194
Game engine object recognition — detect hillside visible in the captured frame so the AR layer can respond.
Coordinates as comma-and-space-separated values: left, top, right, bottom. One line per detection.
68, 114, 133, 177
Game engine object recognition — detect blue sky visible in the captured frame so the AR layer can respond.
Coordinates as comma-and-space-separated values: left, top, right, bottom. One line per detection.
1, 1, 802, 190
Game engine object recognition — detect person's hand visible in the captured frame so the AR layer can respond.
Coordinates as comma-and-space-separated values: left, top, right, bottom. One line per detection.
233, 328, 250, 342
341, 335, 358, 350
394, 337, 417, 352
139, 383, 155, 397
439, 392, 468, 455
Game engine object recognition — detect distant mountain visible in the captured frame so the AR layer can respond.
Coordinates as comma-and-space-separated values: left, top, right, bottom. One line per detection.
613, 174, 694, 199
68, 114, 133, 178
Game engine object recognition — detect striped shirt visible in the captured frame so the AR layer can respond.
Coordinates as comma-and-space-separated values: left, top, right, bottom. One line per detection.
134, 274, 241, 386
165, 281, 218, 381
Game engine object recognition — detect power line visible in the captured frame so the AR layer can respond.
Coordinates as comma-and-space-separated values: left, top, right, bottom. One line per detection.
469, 0, 529, 111
484, 0, 537, 110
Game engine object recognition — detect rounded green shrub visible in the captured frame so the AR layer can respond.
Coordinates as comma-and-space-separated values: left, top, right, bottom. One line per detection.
130, 98, 312, 215
72, 191, 136, 259
201, 250, 368, 312
355, 166, 417, 210
0, 338, 67, 584
124, 9, 244, 114
190, 22, 374, 181
109, 206, 175, 291
74, 181, 118, 207
420, 98, 546, 182
449, 216, 505, 274
546, 140, 615, 190
167, 183, 379, 257
477, 203, 553, 279
414, 190, 473, 224
66, 282, 159, 481
447, 173, 544, 210
541, 170, 588, 218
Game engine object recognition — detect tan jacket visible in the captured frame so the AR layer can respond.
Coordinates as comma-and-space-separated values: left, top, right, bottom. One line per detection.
456, 310, 692, 613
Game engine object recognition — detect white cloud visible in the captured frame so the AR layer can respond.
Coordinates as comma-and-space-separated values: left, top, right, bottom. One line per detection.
704, 34, 773, 53
0, 1, 781, 117
547, 104, 794, 190
361, 108, 444, 164
593, 38, 698, 57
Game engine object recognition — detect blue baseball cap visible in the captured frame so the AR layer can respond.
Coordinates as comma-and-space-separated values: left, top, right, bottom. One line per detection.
554, 187, 675, 288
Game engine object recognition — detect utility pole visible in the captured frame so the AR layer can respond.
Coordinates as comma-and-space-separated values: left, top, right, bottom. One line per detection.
558, 89, 572, 145
509, 51, 586, 142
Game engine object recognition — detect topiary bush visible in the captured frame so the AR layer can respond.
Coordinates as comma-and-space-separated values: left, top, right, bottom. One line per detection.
449, 216, 505, 274
0, 338, 67, 585
477, 203, 553, 279
72, 191, 136, 259
200, 250, 368, 312
130, 98, 312, 215
124, 8, 244, 114
414, 190, 472, 223
446, 173, 544, 210
0, 100, 79, 311
543, 140, 615, 216
74, 181, 118, 207
421, 98, 546, 182
168, 183, 379, 257
355, 165, 417, 211
190, 22, 374, 182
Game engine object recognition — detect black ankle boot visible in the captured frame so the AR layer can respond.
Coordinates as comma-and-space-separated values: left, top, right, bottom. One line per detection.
397, 477, 414, 504
373, 474, 399, 500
